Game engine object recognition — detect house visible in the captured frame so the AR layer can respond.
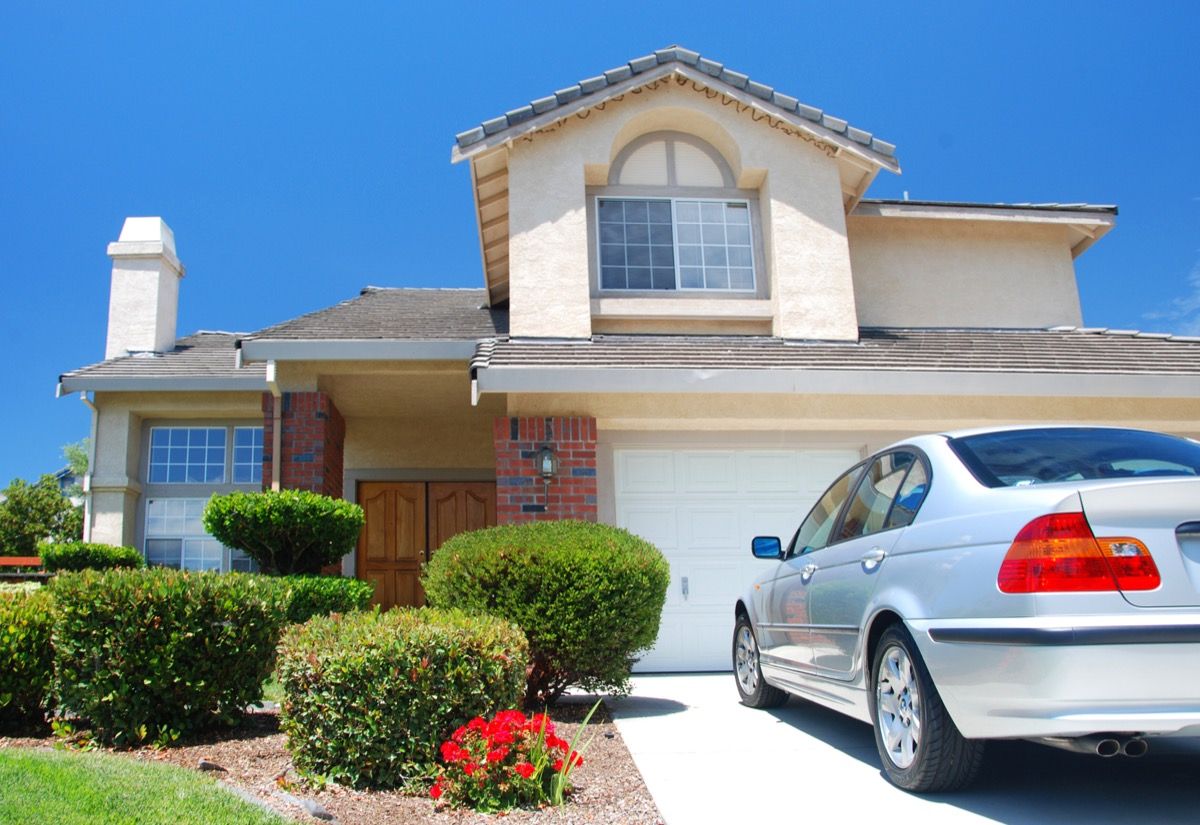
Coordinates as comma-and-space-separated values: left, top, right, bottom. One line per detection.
59, 46, 1200, 671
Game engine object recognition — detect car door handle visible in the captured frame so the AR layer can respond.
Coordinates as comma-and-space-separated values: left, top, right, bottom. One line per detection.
860, 548, 887, 570
681, 576, 689, 600
801, 564, 818, 580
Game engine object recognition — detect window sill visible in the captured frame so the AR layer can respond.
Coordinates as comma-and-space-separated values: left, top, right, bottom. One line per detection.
591, 297, 774, 321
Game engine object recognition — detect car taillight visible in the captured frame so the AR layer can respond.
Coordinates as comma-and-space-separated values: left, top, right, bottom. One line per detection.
998, 512, 1160, 594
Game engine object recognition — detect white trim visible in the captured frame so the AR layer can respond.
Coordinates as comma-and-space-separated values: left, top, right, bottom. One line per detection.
474, 366, 1200, 399
852, 201, 1117, 229
240, 339, 478, 362
59, 375, 265, 392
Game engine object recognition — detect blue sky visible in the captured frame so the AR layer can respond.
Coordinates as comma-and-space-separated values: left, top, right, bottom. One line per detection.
2, 1, 1198, 484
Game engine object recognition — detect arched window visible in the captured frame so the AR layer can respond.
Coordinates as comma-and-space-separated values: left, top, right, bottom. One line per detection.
593, 131, 762, 294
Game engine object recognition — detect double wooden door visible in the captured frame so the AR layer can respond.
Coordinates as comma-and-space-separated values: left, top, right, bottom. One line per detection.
356, 481, 496, 609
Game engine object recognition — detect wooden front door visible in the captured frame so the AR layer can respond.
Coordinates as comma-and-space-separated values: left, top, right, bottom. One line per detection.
357, 481, 496, 610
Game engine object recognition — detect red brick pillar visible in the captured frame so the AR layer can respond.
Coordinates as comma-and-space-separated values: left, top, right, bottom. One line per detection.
261, 392, 346, 499
493, 416, 597, 524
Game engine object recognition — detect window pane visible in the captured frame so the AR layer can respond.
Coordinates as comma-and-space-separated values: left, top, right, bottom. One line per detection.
627, 267, 652, 289
706, 267, 729, 289
147, 497, 238, 573
146, 538, 182, 569
675, 201, 700, 222
728, 246, 753, 267
837, 452, 915, 541
625, 223, 649, 245
650, 245, 675, 267
601, 267, 626, 289
676, 223, 701, 244
598, 200, 624, 222
680, 267, 704, 288
233, 427, 263, 485
649, 223, 673, 245
727, 223, 751, 245
793, 465, 866, 553
729, 268, 755, 290
623, 200, 648, 222
886, 461, 929, 529
700, 202, 724, 222
651, 268, 676, 290
647, 201, 673, 223
600, 223, 624, 244
148, 427, 227, 485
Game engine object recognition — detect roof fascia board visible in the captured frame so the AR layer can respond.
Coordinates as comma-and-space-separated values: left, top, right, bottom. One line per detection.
452, 64, 900, 174
474, 366, 1199, 399
853, 201, 1117, 228
59, 376, 266, 393
240, 339, 479, 362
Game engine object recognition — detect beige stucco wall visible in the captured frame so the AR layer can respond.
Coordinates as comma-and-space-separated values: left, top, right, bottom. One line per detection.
847, 216, 1084, 328
504, 80, 859, 341
504, 391, 1200, 440
87, 391, 264, 546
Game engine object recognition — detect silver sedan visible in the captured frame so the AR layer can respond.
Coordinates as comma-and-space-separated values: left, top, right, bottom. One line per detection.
733, 426, 1200, 792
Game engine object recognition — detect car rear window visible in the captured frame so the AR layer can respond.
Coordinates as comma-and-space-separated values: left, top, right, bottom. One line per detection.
948, 428, 1200, 488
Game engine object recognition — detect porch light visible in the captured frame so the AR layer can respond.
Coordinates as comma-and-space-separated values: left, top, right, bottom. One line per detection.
537, 445, 558, 481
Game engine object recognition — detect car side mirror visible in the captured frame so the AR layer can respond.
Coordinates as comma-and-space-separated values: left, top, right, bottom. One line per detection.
751, 536, 782, 560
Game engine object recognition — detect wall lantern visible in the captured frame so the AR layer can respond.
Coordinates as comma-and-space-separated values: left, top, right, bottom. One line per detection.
537, 444, 558, 506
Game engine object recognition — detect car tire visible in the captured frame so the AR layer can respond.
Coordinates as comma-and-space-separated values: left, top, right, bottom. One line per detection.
733, 613, 787, 709
870, 625, 984, 792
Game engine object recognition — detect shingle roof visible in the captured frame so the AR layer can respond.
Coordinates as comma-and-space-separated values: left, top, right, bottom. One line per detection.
60, 332, 263, 385
246, 288, 507, 341
471, 328, 1200, 375
454, 45, 897, 162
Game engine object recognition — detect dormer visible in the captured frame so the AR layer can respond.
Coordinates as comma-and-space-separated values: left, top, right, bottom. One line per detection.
452, 46, 900, 341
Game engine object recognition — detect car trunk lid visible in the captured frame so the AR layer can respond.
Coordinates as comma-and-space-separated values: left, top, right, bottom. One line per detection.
1079, 477, 1200, 608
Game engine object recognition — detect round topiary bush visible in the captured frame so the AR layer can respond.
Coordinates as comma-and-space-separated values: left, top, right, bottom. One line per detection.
51, 568, 287, 745
277, 574, 375, 625
422, 520, 670, 707
277, 608, 528, 789
202, 490, 364, 575
39, 541, 143, 573
0, 587, 54, 729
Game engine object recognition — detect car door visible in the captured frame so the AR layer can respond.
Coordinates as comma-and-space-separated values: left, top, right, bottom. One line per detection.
804, 451, 926, 680
760, 461, 866, 672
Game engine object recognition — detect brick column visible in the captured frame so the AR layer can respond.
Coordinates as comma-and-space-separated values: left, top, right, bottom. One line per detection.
493, 416, 597, 524
262, 392, 346, 498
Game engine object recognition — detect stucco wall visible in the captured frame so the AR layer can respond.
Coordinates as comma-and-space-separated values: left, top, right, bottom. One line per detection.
504, 80, 858, 341
847, 216, 1084, 328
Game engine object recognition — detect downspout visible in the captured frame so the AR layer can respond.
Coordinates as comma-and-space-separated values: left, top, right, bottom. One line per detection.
78, 392, 99, 542
266, 360, 282, 492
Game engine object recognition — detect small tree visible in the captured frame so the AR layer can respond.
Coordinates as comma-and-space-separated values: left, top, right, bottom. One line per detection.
0, 475, 82, 556
202, 490, 364, 575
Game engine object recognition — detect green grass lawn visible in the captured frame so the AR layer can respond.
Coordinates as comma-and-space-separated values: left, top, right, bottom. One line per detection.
259, 674, 285, 705
0, 748, 286, 824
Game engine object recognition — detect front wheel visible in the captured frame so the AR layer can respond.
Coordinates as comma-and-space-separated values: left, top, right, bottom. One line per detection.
733, 614, 786, 708
870, 625, 984, 792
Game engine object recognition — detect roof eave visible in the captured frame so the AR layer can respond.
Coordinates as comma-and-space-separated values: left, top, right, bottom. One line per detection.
239, 339, 481, 363
58, 376, 267, 393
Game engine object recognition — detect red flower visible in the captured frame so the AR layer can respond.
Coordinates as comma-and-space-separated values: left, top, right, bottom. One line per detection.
463, 762, 480, 777
487, 747, 509, 763
552, 758, 564, 772
429, 783, 443, 800
451, 725, 468, 743
440, 741, 466, 763
568, 751, 584, 768
514, 762, 536, 779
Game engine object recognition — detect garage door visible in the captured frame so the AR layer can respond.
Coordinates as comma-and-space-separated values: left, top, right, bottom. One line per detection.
615, 447, 861, 672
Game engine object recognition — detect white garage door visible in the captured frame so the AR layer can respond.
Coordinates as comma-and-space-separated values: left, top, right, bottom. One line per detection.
615, 447, 861, 672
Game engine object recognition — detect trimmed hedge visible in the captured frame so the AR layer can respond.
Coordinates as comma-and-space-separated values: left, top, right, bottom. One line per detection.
39, 542, 143, 573
203, 490, 364, 575
278, 575, 374, 625
422, 520, 670, 707
277, 608, 528, 789
51, 569, 287, 745
0, 588, 54, 728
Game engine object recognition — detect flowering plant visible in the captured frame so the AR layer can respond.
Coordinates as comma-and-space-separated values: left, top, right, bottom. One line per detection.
430, 702, 599, 812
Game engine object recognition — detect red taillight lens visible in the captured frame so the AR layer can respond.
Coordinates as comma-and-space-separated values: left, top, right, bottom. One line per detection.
998, 512, 1160, 594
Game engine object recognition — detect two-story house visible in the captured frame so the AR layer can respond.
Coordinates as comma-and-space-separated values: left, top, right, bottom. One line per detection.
60, 46, 1200, 671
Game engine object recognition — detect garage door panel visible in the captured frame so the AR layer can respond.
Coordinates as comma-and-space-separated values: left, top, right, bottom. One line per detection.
680, 451, 737, 493
617, 446, 859, 673
616, 451, 676, 493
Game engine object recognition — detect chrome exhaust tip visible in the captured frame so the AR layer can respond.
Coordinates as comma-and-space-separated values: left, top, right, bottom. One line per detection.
1095, 738, 1121, 758
1036, 735, 1122, 757
1122, 737, 1149, 758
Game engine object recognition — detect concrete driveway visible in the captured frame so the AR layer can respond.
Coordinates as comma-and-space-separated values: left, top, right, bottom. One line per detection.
609, 674, 1200, 825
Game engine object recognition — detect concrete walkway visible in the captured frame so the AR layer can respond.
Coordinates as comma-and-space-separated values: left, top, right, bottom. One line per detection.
609, 673, 1200, 825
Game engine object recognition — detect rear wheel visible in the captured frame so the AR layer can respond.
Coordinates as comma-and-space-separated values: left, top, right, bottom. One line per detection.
733, 614, 786, 708
870, 625, 984, 792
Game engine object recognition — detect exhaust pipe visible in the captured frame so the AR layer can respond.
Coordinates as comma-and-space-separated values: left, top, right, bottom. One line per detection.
1037, 735, 1121, 757
1122, 737, 1149, 758
1036, 735, 1149, 758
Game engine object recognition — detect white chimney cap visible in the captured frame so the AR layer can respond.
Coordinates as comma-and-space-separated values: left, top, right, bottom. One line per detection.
116, 217, 176, 255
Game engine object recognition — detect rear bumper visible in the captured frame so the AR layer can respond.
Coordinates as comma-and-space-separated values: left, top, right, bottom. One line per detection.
909, 616, 1200, 739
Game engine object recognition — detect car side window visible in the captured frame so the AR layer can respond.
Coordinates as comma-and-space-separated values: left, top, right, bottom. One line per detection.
885, 459, 929, 529
835, 452, 915, 542
791, 463, 865, 556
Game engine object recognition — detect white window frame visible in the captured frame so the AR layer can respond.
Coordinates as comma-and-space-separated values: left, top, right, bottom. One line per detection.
594, 195, 759, 294
144, 497, 258, 573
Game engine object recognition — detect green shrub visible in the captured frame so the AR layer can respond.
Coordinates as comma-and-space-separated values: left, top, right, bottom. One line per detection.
422, 520, 670, 707
278, 575, 374, 624
39, 542, 144, 573
202, 490, 364, 575
0, 588, 54, 728
277, 607, 528, 789
51, 569, 287, 745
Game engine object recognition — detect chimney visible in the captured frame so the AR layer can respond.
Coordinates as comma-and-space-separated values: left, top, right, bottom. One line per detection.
104, 217, 185, 359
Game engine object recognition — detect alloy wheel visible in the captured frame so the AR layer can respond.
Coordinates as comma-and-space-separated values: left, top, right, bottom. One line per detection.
876, 643, 922, 769
734, 624, 760, 695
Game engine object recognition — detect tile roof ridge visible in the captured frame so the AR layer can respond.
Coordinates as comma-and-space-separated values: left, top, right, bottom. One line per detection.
454, 45, 896, 161
360, 285, 487, 293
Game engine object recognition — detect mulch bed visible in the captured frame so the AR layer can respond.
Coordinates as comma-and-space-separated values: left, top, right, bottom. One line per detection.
0, 699, 663, 825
